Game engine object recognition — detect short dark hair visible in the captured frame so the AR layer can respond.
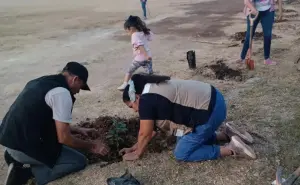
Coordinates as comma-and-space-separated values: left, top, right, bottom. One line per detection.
122, 74, 170, 102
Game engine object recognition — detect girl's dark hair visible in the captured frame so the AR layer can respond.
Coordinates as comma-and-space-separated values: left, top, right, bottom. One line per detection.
124, 15, 151, 35
122, 73, 171, 102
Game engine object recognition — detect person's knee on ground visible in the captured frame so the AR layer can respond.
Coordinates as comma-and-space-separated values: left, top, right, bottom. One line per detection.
32, 150, 87, 185
173, 147, 190, 161
173, 144, 221, 162
73, 153, 88, 171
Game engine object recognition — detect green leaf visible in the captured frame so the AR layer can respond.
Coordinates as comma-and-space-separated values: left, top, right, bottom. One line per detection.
119, 124, 127, 128
106, 135, 113, 139
117, 137, 124, 142
108, 130, 115, 135
118, 128, 128, 133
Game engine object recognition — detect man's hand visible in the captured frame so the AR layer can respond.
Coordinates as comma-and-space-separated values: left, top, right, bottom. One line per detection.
55, 121, 95, 151
78, 127, 98, 137
250, 9, 258, 16
146, 56, 152, 61
119, 147, 135, 155
91, 140, 110, 156
123, 152, 140, 161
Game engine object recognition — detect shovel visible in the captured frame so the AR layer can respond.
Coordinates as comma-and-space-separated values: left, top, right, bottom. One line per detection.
272, 166, 300, 185
246, 12, 259, 70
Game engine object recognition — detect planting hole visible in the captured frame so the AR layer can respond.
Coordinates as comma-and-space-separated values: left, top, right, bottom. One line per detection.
76, 116, 176, 165
196, 59, 244, 81
230, 31, 280, 43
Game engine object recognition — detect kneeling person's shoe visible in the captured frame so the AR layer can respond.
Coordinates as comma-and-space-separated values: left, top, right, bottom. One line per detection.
5, 163, 19, 185
228, 136, 256, 159
5, 163, 33, 185
225, 121, 254, 144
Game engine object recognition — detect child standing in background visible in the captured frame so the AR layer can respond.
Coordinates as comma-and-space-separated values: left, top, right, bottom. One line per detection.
117, 15, 154, 91
140, 0, 148, 20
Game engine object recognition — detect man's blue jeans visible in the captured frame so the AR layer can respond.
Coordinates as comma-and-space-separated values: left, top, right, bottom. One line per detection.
241, 9, 275, 60
140, 0, 147, 18
6, 146, 87, 185
174, 90, 227, 162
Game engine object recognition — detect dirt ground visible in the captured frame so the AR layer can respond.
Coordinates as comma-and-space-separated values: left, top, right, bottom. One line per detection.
1, 0, 300, 184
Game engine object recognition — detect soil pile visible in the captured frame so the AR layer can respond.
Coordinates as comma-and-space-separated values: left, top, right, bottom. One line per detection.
197, 59, 244, 81
76, 116, 176, 164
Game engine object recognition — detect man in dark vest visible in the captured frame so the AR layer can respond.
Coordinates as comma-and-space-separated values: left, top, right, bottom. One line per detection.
0, 62, 110, 185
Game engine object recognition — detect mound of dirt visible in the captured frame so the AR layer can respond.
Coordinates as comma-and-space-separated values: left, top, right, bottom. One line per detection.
197, 59, 244, 81
282, 9, 298, 13
275, 19, 289, 23
76, 116, 176, 164
275, 9, 298, 22
274, 8, 298, 13
230, 31, 280, 42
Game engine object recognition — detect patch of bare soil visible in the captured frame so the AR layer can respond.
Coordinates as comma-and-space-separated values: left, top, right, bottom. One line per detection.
195, 59, 244, 81
253, 47, 289, 57
76, 116, 176, 164
275, 19, 289, 23
148, 0, 243, 38
283, 9, 298, 13
230, 31, 280, 42
275, 8, 299, 22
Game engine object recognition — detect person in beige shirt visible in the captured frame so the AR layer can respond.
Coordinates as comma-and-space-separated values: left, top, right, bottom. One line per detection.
119, 74, 256, 162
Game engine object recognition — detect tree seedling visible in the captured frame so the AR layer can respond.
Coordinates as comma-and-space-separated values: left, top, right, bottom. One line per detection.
106, 119, 128, 151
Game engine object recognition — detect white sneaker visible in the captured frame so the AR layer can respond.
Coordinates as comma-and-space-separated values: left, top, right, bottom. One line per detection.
225, 122, 254, 144
117, 82, 128, 91
228, 136, 256, 159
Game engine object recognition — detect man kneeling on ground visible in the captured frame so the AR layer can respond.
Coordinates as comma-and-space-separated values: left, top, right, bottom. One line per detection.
0, 62, 110, 185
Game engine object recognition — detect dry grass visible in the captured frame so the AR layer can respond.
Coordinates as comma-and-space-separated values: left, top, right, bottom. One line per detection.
0, 0, 299, 184
50, 1, 300, 184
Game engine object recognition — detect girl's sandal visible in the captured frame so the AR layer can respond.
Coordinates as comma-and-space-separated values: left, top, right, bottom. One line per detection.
264, 59, 277, 65
236, 59, 246, 69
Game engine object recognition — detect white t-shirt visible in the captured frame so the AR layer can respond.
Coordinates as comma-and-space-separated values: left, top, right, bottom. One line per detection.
45, 87, 73, 124
254, 0, 272, 11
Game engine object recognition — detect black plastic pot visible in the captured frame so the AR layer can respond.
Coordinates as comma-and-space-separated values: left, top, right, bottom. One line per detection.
186, 50, 196, 69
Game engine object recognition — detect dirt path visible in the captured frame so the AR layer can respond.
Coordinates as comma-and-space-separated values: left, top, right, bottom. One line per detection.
1, 0, 300, 184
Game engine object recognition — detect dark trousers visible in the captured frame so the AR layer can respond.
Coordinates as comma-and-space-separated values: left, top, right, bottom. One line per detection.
6, 146, 87, 185
174, 89, 227, 161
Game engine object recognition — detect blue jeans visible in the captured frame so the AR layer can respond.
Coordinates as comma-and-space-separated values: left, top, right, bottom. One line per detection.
6, 146, 87, 185
140, 0, 147, 18
174, 90, 227, 162
241, 9, 275, 60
